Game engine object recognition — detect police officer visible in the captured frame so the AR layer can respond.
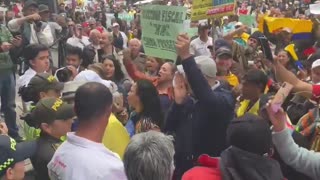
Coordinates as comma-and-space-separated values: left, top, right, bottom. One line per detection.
24, 98, 75, 180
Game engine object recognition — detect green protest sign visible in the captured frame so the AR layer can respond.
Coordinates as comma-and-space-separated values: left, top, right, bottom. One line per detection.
186, 28, 198, 37
118, 13, 134, 22
141, 5, 187, 61
239, 15, 255, 27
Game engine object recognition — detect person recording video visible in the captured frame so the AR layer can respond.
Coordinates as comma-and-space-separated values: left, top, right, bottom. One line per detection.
8, 1, 53, 46
55, 45, 85, 82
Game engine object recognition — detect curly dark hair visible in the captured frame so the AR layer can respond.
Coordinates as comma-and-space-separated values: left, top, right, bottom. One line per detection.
102, 55, 125, 82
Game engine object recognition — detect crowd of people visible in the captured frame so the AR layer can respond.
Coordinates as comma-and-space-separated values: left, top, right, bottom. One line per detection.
0, 0, 320, 180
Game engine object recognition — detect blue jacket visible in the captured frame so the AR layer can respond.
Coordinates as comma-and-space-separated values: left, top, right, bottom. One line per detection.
165, 56, 235, 178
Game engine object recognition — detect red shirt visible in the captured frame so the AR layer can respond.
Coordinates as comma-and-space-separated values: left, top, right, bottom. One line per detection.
312, 84, 320, 101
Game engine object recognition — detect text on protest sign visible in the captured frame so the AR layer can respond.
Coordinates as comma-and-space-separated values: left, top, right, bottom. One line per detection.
141, 5, 187, 61
191, 0, 235, 21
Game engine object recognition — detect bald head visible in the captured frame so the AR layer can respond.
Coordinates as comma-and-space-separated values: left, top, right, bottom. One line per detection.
100, 32, 113, 47
129, 38, 141, 46
129, 38, 141, 57
89, 29, 101, 46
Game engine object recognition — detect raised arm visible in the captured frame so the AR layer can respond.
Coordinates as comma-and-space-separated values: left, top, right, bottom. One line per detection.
176, 34, 234, 108
8, 13, 41, 32
122, 49, 156, 82
273, 61, 312, 99
267, 105, 320, 180
223, 25, 247, 45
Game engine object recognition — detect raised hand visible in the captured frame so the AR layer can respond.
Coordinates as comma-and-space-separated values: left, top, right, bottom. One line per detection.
176, 33, 191, 60
173, 72, 188, 104
27, 13, 41, 21
266, 101, 287, 132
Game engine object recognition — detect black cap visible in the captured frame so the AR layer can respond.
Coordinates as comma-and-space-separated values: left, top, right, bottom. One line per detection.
38, 4, 50, 13
227, 114, 272, 155
30, 98, 75, 128
28, 73, 64, 93
23, 0, 38, 11
249, 31, 265, 42
216, 47, 232, 58
0, 135, 36, 176
214, 39, 232, 51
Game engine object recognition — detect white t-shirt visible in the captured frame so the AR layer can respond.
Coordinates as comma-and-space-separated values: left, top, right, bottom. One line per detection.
189, 37, 213, 57
120, 31, 128, 49
47, 132, 127, 180
67, 36, 91, 50
17, 68, 37, 89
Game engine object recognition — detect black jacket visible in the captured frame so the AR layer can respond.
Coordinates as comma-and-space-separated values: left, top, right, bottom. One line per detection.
165, 56, 235, 179
31, 133, 62, 180
220, 146, 284, 180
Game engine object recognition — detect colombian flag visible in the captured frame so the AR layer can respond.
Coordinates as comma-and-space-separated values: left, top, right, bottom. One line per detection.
259, 17, 313, 41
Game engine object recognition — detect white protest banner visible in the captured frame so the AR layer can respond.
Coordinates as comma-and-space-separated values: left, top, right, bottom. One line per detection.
141, 5, 187, 61
310, 3, 320, 15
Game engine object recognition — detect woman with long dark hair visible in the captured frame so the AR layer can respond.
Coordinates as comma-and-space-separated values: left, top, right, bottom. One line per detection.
125, 79, 164, 137
102, 55, 131, 95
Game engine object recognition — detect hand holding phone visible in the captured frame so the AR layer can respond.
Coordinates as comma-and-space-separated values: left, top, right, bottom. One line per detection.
270, 82, 293, 112
0, 121, 8, 135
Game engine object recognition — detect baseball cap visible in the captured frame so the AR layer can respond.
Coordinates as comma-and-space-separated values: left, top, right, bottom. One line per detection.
214, 39, 232, 51
177, 56, 217, 78
30, 98, 75, 127
74, 70, 118, 93
235, 22, 243, 28
216, 47, 232, 58
38, 4, 49, 13
249, 31, 265, 41
227, 114, 272, 155
62, 81, 87, 101
112, 22, 120, 27
0, 135, 36, 176
312, 59, 320, 69
23, 0, 38, 11
222, 16, 228, 20
88, 18, 96, 25
198, 22, 210, 31
28, 73, 64, 93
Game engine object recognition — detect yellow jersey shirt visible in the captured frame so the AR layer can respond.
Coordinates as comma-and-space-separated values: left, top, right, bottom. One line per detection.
102, 113, 130, 159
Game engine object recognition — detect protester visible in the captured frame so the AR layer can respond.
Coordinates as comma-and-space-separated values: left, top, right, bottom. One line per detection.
112, 22, 128, 51
17, 44, 50, 89
224, 27, 265, 71
48, 82, 127, 179
145, 56, 164, 77
55, 45, 84, 82
82, 29, 101, 67
267, 103, 320, 180
166, 34, 235, 179
0, 18, 22, 141
237, 69, 269, 117
276, 49, 297, 74
189, 22, 212, 57
66, 24, 90, 50
8, 1, 56, 47
126, 79, 163, 137
123, 49, 175, 114
128, 38, 145, 72
182, 114, 284, 180
215, 47, 239, 87
98, 31, 119, 61
124, 131, 174, 180
0, 135, 36, 180
102, 55, 131, 96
